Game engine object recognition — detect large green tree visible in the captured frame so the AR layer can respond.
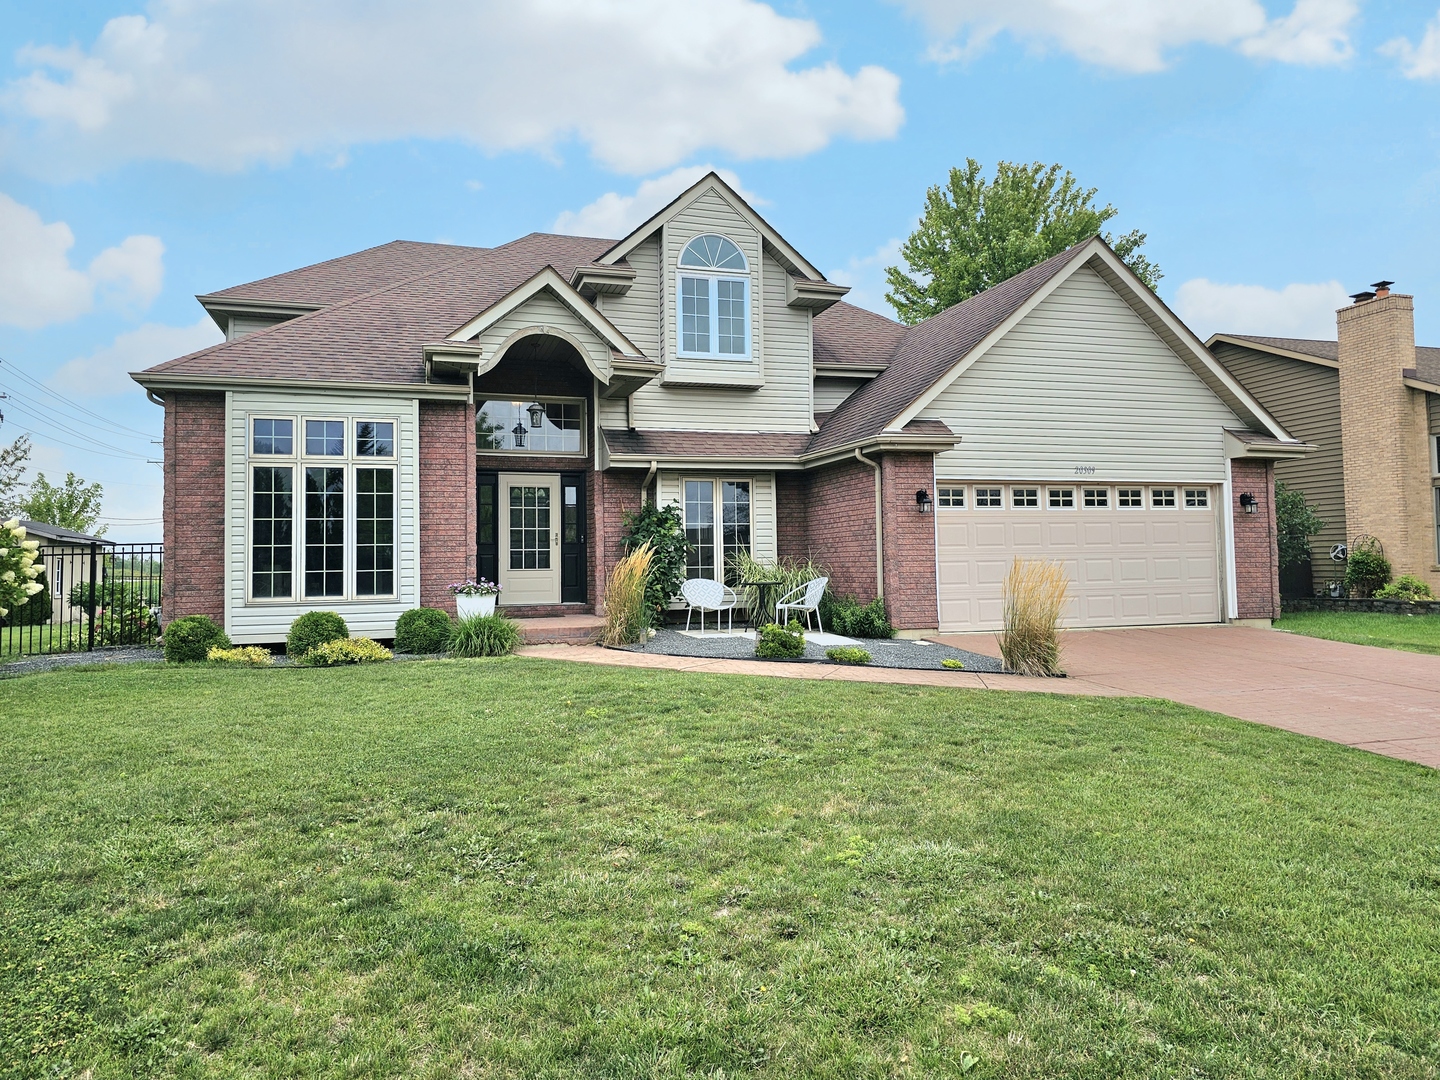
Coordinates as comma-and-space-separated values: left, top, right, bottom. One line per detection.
0, 434, 30, 519
18, 471, 106, 535
885, 159, 1162, 325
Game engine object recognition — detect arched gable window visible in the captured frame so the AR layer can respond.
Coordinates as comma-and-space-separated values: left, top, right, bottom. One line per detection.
677, 234, 750, 359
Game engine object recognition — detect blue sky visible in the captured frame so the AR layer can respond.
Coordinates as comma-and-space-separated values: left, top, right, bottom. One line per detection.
1, 0, 1438, 537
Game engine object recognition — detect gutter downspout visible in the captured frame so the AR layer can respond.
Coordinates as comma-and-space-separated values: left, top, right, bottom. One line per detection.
145, 389, 165, 408
642, 459, 658, 510
855, 448, 883, 599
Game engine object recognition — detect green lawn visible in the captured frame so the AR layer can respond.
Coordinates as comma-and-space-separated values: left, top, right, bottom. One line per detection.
2, 660, 1438, 1078
1276, 609, 1440, 655
0, 623, 87, 663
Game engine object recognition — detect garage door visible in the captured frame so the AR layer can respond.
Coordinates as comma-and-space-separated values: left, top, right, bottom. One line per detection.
936, 483, 1222, 631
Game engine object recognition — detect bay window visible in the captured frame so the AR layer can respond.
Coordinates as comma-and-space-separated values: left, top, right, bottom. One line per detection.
683, 478, 751, 584
677, 234, 750, 360
246, 414, 397, 603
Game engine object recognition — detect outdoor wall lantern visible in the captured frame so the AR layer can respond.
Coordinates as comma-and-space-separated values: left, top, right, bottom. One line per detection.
1239, 492, 1258, 514
510, 421, 527, 448
527, 401, 546, 428
915, 488, 933, 513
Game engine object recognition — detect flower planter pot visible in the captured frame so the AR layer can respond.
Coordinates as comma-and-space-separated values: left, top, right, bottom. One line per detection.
455, 593, 497, 620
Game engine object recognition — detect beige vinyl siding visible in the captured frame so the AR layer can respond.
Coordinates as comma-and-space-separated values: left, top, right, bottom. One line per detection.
224, 390, 421, 643
596, 235, 661, 360
597, 395, 628, 428
628, 247, 813, 432
474, 289, 611, 374
1429, 392, 1440, 438
923, 266, 1240, 484
814, 376, 867, 412
228, 315, 289, 340
1211, 341, 1347, 564
656, 469, 777, 563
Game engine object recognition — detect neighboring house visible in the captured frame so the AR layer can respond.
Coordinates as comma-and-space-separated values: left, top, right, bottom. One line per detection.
133, 173, 1304, 641
15, 520, 112, 625
1209, 285, 1440, 594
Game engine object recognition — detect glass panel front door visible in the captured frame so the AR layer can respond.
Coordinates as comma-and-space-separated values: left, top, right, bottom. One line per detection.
498, 474, 560, 605
508, 485, 552, 570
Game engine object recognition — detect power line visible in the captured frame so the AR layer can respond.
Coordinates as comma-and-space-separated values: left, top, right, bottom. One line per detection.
0, 357, 157, 439
1, 421, 152, 461
3, 398, 153, 459
0, 377, 158, 446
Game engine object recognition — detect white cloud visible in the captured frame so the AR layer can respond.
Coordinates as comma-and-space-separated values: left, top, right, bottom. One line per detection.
2, 0, 904, 177
898, 0, 1355, 72
49, 317, 220, 398
827, 237, 904, 317
0, 192, 165, 328
1172, 278, 1350, 340
553, 166, 761, 238
1381, 9, 1440, 80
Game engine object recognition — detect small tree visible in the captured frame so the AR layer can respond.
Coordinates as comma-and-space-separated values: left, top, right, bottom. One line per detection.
19, 472, 105, 535
1275, 481, 1325, 571
885, 158, 1161, 325
621, 501, 688, 619
1344, 537, 1391, 599
0, 435, 31, 519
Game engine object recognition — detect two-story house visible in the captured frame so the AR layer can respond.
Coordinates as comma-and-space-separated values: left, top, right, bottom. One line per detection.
134, 173, 1304, 641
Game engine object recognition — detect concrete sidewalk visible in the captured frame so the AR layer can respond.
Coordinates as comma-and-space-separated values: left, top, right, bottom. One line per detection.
521, 624, 1440, 769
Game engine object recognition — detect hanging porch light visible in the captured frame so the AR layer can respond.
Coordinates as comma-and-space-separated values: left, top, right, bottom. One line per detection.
527, 401, 546, 428
510, 420, 527, 448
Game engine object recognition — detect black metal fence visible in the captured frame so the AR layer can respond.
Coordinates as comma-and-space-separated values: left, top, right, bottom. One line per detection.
0, 543, 163, 659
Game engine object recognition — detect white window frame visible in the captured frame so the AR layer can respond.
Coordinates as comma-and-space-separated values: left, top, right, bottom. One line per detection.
681, 475, 753, 584
1151, 487, 1178, 509
475, 396, 586, 457
1083, 487, 1109, 509
974, 486, 1003, 509
676, 234, 751, 361
937, 484, 966, 509
1117, 487, 1144, 509
1183, 487, 1210, 509
1047, 487, 1075, 510
1012, 486, 1040, 509
244, 412, 401, 604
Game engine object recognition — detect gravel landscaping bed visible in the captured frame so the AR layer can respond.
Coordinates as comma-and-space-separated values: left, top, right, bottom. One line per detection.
0, 646, 165, 678
620, 628, 1006, 672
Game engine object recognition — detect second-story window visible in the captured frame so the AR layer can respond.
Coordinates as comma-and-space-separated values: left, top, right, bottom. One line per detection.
677, 234, 750, 360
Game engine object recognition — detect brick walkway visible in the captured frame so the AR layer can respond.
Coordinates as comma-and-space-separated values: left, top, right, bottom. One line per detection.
521, 624, 1440, 769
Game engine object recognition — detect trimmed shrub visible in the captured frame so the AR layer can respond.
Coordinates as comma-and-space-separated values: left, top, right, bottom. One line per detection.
941, 658, 966, 670
299, 637, 392, 666
755, 622, 804, 659
1374, 574, 1435, 602
821, 594, 894, 639
164, 614, 231, 663
287, 611, 349, 658
1343, 538, 1391, 599
825, 645, 870, 665
998, 558, 1068, 676
208, 645, 273, 666
602, 543, 653, 646
449, 614, 523, 658
394, 607, 454, 654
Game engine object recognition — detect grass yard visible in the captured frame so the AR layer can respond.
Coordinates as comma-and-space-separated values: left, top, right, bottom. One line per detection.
2, 660, 1438, 1079
0, 624, 87, 663
1276, 609, 1440, 655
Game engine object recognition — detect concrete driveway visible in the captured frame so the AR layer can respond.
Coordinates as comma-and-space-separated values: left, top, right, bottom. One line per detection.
936, 624, 1440, 768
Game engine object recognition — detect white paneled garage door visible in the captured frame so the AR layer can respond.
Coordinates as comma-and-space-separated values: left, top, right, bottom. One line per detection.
935, 483, 1222, 631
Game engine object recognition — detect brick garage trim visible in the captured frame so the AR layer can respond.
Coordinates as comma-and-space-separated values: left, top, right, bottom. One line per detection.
419, 400, 476, 613
1232, 457, 1280, 620
162, 391, 226, 625
880, 453, 940, 631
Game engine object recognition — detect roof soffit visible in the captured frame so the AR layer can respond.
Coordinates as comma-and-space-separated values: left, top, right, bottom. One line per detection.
596, 171, 825, 281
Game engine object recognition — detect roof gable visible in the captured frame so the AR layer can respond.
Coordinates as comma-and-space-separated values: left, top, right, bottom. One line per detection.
596, 171, 825, 281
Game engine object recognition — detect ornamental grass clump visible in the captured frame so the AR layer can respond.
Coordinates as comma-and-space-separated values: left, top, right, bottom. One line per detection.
448, 614, 522, 658
300, 638, 392, 666
998, 558, 1069, 676
207, 645, 273, 666
730, 552, 828, 625
602, 542, 654, 646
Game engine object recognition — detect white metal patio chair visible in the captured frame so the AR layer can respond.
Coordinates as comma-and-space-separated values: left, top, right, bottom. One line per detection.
680, 577, 739, 634
775, 576, 829, 633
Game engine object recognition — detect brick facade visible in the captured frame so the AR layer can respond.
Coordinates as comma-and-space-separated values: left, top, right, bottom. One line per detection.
880, 453, 940, 631
1336, 293, 1438, 589
418, 400, 476, 614
1232, 457, 1280, 620
162, 392, 226, 625
796, 456, 881, 605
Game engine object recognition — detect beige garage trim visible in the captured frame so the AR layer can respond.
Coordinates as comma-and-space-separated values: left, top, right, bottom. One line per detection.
935, 483, 1223, 631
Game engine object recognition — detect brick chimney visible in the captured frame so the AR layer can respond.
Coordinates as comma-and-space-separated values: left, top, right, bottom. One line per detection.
1336, 287, 1435, 583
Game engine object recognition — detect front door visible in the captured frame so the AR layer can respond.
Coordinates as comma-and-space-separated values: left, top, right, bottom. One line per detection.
499, 473, 560, 606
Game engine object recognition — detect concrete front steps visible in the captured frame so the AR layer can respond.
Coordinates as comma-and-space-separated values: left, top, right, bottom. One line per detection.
513, 614, 605, 645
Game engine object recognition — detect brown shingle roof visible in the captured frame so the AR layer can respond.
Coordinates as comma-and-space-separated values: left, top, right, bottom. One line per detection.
808, 243, 1091, 454
811, 301, 906, 368
1219, 334, 1440, 385
604, 429, 814, 459
147, 234, 615, 385
203, 239, 490, 308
